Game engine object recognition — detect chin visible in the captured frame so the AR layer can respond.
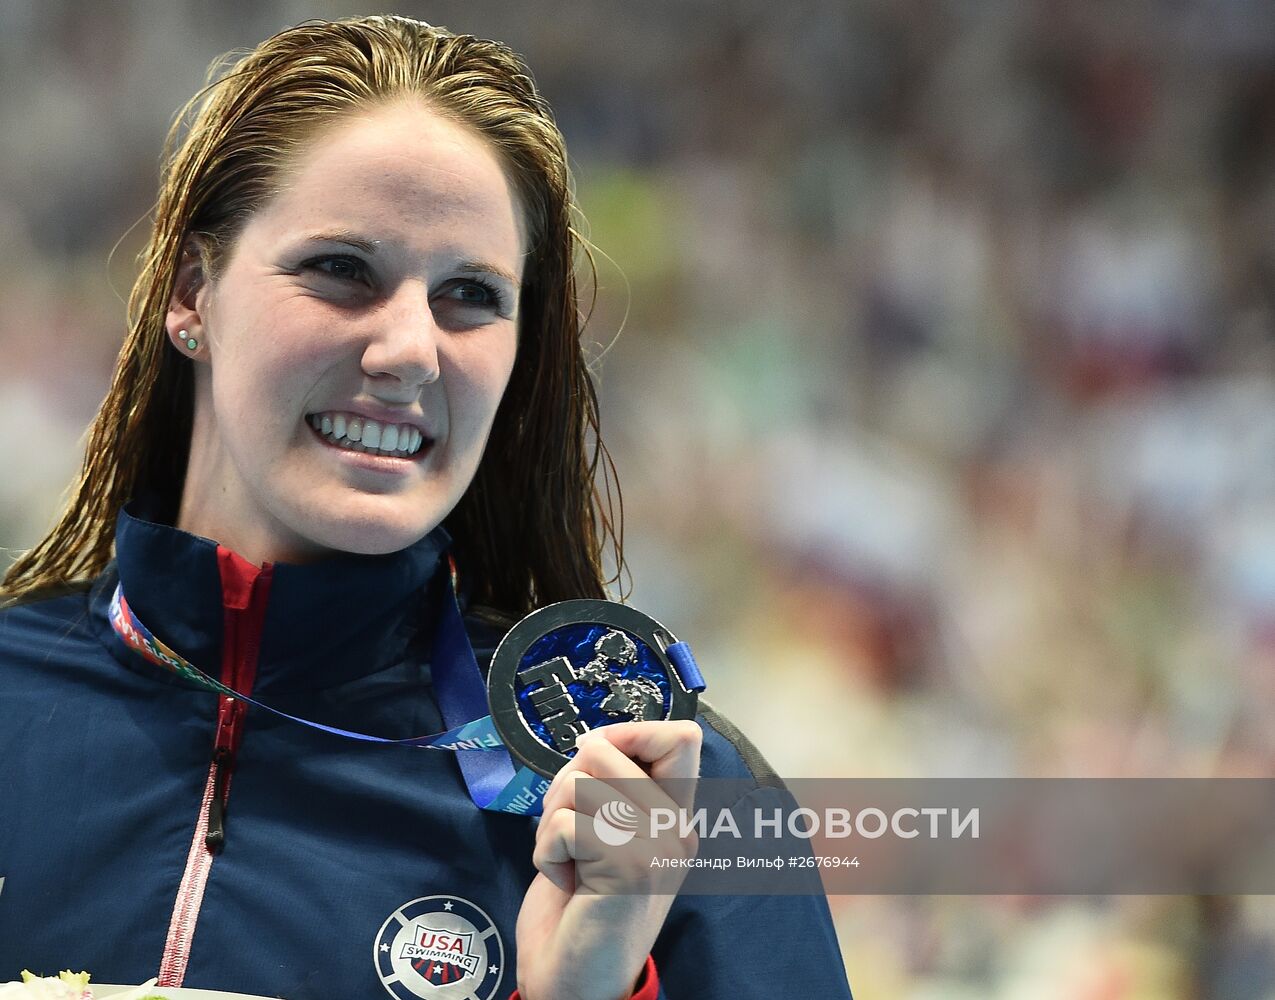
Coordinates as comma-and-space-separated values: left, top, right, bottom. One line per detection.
317, 534, 421, 558
285, 497, 450, 560
306, 520, 439, 559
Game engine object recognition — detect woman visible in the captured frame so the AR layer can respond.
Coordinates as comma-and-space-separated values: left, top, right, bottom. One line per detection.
0, 16, 851, 1000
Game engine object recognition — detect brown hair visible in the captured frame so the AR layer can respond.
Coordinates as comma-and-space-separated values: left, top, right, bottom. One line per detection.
1, 15, 621, 616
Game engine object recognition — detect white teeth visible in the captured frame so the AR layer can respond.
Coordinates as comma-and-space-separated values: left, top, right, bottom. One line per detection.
307, 411, 428, 457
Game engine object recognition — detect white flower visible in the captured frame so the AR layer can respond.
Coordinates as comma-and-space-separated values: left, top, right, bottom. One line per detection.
0, 973, 162, 1000
0, 971, 92, 999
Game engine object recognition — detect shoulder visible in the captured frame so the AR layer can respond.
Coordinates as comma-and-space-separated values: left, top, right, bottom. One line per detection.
0, 579, 96, 637
696, 698, 785, 787
0, 579, 95, 612
0, 580, 120, 768
0, 577, 106, 683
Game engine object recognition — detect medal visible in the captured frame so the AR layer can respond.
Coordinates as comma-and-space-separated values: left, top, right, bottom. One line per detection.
488, 600, 704, 778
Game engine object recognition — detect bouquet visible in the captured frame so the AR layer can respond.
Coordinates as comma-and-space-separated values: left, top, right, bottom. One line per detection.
0, 972, 165, 999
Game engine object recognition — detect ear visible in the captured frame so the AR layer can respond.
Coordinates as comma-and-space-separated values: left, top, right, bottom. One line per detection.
165, 239, 211, 360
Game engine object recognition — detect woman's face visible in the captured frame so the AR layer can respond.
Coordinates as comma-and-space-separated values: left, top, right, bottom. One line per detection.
168, 100, 525, 564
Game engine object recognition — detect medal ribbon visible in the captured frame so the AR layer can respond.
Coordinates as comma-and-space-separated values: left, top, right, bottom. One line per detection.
109, 580, 552, 815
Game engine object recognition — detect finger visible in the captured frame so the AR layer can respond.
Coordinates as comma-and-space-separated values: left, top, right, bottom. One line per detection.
533, 805, 611, 893
578, 720, 702, 777
539, 755, 590, 822
557, 736, 682, 820
539, 787, 687, 889
578, 720, 702, 810
532, 805, 576, 894
539, 721, 703, 819
539, 731, 643, 820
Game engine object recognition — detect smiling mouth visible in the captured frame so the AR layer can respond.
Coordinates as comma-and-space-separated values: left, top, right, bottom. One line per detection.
306, 411, 431, 459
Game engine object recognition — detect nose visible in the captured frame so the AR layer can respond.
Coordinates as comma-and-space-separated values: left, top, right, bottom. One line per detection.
360, 280, 440, 391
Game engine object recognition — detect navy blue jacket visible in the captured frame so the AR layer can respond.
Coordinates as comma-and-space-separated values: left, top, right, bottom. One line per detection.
0, 504, 851, 998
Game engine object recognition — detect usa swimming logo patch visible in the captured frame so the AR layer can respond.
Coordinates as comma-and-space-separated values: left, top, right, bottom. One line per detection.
374, 895, 504, 1000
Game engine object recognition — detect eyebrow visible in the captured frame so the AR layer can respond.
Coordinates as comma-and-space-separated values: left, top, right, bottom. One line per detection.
307, 230, 380, 254
456, 260, 523, 288
305, 231, 523, 288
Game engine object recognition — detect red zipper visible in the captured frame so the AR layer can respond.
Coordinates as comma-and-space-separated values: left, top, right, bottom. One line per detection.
157, 547, 273, 987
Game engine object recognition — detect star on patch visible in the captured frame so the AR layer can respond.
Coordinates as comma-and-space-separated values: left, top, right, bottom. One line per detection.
490, 965, 500, 974
380, 943, 390, 952
443, 900, 454, 910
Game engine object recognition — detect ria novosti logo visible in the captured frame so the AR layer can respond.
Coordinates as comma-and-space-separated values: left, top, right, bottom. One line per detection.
593, 800, 641, 846
591, 800, 980, 843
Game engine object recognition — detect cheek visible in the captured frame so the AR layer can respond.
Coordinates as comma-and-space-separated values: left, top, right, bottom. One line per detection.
492, 341, 518, 401
210, 345, 300, 432
485, 347, 519, 423
452, 340, 519, 426
211, 307, 336, 406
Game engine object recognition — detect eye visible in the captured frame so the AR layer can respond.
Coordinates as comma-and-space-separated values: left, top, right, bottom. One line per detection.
301, 255, 371, 284
446, 278, 508, 312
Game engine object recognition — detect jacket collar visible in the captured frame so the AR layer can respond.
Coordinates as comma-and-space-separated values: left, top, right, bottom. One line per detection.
110, 499, 451, 694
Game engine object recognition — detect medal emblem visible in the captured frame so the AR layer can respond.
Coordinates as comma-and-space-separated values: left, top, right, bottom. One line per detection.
487, 600, 702, 777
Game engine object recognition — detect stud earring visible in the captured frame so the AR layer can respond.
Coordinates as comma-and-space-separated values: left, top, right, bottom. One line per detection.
180, 329, 199, 351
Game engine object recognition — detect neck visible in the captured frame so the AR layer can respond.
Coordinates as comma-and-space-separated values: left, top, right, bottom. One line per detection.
179, 393, 326, 566
176, 488, 320, 568
111, 500, 452, 694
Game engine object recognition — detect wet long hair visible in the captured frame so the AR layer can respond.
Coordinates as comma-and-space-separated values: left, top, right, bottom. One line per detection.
1, 15, 621, 616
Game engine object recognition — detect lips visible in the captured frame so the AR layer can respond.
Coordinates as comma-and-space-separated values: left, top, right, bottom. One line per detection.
306, 410, 430, 458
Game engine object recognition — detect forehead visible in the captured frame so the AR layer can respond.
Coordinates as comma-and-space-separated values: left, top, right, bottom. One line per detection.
244, 100, 526, 264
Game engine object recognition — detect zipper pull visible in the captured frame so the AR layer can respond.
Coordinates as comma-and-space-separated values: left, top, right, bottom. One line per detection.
206, 747, 232, 854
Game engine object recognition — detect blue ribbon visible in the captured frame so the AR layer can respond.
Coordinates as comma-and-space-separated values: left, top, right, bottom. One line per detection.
110, 578, 551, 814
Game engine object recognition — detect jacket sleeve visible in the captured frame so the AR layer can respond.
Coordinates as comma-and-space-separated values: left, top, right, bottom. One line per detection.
651, 831, 852, 997
507, 954, 660, 1000
643, 708, 854, 999
498, 695, 853, 1000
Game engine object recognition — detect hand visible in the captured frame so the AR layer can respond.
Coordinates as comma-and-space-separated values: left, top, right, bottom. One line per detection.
514, 719, 702, 1000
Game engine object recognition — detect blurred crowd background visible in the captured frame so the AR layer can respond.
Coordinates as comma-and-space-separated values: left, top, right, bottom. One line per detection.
4, 0, 1275, 995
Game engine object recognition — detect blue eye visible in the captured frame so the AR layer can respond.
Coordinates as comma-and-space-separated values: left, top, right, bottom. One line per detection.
451, 279, 507, 311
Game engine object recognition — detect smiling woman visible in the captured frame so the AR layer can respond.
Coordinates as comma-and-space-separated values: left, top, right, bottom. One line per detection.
173, 101, 524, 565
0, 15, 851, 1000
3, 18, 601, 617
